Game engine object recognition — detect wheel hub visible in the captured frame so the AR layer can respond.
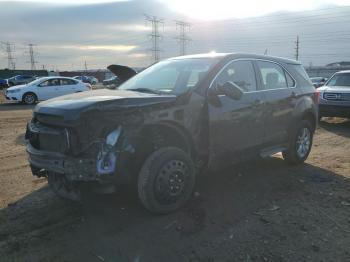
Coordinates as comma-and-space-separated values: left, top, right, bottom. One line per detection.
155, 160, 188, 204
296, 127, 311, 158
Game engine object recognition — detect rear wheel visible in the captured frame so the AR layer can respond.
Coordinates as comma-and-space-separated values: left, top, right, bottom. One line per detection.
138, 147, 196, 214
22, 92, 37, 105
283, 120, 313, 164
47, 172, 81, 202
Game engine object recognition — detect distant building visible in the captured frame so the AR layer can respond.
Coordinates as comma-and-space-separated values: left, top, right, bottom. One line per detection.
306, 61, 350, 78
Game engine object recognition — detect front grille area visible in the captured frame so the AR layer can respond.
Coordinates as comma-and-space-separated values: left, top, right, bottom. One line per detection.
324, 92, 350, 101
26, 121, 68, 153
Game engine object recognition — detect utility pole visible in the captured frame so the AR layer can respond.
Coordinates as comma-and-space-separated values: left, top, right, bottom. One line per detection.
1, 42, 16, 70
27, 43, 38, 70
145, 14, 164, 63
84, 60, 88, 73
175, 20, 191, 56
264, 48, 268, 55
295, 35, 300, 61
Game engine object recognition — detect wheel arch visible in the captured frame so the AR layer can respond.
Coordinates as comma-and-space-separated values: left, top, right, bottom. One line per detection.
22, 91, 38, 103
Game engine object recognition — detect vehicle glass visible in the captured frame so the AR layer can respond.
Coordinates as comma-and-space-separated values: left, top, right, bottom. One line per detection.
257, 61, 287, 90
292, 64, 312, 84
39, 79, 60, 87
119, 58, 219, 95
326, 73, 350, 87
215, 60, 257, 92
61, 79, 77, 85
285, 72, 295, 87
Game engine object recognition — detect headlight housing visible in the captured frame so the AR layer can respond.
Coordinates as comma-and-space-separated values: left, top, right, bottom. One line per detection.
106, 126, 122, 148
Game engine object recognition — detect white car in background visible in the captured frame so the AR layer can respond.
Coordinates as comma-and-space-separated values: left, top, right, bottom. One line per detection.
4, 76, 92, 105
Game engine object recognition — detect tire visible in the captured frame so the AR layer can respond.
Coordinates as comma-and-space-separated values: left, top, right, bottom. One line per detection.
47, 172, 81, 202
282, 120, 314, 164
138, 147, 196, 214
22, 92, 37, 105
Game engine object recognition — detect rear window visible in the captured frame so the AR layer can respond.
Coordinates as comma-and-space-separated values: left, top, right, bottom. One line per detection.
292, 64, 312, 84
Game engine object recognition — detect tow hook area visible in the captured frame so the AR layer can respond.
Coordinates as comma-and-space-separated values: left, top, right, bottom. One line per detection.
96, 127, 121, 175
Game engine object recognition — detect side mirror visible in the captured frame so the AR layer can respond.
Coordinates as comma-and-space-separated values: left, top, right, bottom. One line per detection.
217, 81, 243, 100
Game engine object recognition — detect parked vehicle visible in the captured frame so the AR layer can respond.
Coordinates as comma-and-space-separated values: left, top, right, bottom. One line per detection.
318, 70, 350, 118
73, 76, 98, 85
310, 77, 327, 88
5, 76, 91, 105
6, 75, 36, 86
0, 78, 8, 89
25, 53, 318, 213
103, 64, 137, 88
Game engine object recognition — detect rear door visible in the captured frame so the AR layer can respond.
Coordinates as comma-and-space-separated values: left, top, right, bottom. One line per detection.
254, 60, 296, 145
59, 78, 81, 95
37, 78, 62, 100
208, 59, 266, 167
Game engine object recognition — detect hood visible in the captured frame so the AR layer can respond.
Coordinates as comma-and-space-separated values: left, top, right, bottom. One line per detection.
34, 89, 176, 122
107, 65, 137, 82
319, 85, 350, 93
7, 84, 26, 91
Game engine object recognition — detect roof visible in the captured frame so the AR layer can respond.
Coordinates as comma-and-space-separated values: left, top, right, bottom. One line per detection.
168, 52, 300, 65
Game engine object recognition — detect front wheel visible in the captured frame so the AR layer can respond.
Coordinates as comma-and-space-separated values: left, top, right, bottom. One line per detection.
22, 92, 37, 105
138, 147, 196, 214
283, 120, 314, 164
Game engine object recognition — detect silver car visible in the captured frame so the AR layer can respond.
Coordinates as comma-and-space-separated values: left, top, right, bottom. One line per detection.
318, 70, 350, 118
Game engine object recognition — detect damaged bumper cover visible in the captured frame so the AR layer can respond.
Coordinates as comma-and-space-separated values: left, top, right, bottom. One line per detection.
27, 143, 99, 181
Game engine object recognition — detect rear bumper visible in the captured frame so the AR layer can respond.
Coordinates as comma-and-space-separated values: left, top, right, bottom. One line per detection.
319, 104, 350, 118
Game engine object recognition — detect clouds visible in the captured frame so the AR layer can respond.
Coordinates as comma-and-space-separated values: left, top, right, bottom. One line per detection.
0, 0, 350, 70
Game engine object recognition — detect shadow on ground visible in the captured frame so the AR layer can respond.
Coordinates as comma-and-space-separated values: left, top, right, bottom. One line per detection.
1, 157, 350, 261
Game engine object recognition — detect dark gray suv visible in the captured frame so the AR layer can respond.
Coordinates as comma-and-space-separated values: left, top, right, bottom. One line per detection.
25, 53, 318, 213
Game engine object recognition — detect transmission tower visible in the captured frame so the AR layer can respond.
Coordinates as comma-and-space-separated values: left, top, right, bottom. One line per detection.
1, 42, 16, 70
145, 14, 164, 63
175, 20, 191, 56
295, 35, 300, 61
27, 43, 38, 70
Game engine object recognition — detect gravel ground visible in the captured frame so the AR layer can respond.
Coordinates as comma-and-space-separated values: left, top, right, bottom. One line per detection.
0, 97, 349, 262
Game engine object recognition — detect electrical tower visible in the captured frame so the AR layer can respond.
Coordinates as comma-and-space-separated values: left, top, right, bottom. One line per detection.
295, 35, 300, 61
84, 60, 88, 73
27, 43, 38, 70
145, 14, 164, 63
1, 42, 16, 70
175, 20, 191, 56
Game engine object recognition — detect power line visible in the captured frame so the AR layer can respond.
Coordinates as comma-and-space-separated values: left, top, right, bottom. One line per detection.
27, 43, 38, 70
1, 41, 16, 70
144, 14, 164, 63
295, 35, 300, 61
175, 20, 191, 56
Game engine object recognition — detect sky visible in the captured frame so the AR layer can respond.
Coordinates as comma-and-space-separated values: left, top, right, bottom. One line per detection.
1, 0, 350, 70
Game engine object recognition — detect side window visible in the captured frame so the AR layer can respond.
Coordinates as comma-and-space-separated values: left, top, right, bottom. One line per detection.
39, 79, 60, 87
215, 60, 257, 92
257, 61, 288, 90
60, 79, 77, 86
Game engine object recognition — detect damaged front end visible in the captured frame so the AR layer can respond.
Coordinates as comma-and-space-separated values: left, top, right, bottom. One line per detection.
26, 116, 135, 184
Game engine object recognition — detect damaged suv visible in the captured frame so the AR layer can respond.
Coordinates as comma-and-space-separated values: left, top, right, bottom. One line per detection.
26, 53, 318, 213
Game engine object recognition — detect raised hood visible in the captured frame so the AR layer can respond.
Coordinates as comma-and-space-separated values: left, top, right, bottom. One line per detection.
107, 64, 137, 82
34, 89, 176, 122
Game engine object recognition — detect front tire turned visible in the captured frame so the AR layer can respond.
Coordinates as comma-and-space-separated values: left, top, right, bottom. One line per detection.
138, 147, 196, 214
283, 120, 314, 165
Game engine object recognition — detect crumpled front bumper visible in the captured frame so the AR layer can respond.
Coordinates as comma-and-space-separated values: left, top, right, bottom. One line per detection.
27, 143, 99, 181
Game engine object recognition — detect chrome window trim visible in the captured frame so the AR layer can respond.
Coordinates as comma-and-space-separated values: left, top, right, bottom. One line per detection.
209, 58, 297, 95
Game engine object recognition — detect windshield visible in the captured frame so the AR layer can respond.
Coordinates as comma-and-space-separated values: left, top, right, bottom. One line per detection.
326, 73, 350, 87
119, 58, 219, 95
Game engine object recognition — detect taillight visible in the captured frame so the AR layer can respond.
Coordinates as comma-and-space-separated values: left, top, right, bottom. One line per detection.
86, 83, 92, 90
313, 90, 320, 104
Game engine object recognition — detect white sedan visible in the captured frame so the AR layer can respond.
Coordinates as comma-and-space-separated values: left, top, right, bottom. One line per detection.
4, 76, 92, 105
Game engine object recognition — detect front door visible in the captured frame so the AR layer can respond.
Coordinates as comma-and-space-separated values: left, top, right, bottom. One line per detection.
37, 78, 62, 100
208, 60, 266, 169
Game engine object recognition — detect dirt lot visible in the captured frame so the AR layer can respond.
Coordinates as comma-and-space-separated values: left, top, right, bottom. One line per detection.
0, 98, 349, 261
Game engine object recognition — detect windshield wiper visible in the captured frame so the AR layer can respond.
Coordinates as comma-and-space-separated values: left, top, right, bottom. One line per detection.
129, 88, 163, 94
